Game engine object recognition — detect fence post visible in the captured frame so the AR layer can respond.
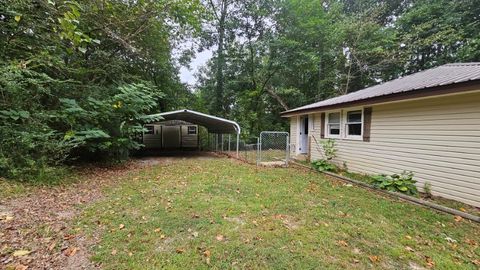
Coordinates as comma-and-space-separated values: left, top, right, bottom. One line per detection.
236, 133, 240, 158
256, 137, 260, 166
228, 134, 231, 152
286, 134, 290, 166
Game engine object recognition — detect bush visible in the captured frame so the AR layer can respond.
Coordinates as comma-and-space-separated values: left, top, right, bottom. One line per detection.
60, 83, 164, 161
322, 139, 337, 161
311, 159, 338, 172
371, 171, 418, 195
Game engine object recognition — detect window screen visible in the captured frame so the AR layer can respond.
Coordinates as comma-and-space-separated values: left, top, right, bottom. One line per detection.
346, 110, 362, 136
187, 126, 197, 135
328, 112, 340, 135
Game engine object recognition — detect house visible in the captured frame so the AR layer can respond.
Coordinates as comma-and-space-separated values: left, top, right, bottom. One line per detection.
281, 63, 480, 207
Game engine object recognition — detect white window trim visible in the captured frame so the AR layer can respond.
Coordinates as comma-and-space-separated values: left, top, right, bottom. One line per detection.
325, 110, 342, 139
343, 108, 363, 140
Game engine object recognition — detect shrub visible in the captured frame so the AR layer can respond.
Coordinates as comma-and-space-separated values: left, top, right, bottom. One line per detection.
423, 182, 432, 198
311, 159, 338, 172
322, 138, 337, 161
371, 171, 418, 195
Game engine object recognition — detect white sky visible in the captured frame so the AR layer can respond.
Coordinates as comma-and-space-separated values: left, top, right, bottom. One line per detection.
179, 49, 213, 86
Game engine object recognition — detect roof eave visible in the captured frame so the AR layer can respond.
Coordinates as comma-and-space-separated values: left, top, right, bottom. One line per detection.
281, 80, 480, 117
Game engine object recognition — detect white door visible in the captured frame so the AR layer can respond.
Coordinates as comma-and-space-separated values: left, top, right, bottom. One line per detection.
299, 116, 309, 154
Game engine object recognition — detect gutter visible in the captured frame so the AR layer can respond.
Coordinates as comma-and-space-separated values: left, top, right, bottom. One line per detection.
290, 161, 480, 223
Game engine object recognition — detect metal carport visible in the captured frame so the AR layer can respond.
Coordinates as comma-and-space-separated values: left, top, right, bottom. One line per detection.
149, 109, 241, 157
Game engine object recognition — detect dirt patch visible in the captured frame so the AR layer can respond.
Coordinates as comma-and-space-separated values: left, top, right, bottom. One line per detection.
0, 161, 145, 269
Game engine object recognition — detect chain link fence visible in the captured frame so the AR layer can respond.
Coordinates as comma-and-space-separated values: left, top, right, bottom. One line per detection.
258, 131, 289, 166
206, 131, 289, 166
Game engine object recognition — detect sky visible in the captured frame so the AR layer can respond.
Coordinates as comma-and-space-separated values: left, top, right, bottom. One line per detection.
179, 49, 213, 86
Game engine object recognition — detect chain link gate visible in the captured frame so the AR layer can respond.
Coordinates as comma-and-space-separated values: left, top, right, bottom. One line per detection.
258, 131, 289, 166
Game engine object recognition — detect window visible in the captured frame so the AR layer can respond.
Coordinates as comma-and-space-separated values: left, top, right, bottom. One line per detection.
187, 126, 197, 135
345, 110, 362, 138
144, 125, 154, 135
326, 112, 341, 137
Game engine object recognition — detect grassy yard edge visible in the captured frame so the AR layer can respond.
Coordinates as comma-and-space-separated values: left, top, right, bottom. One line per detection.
289, 161, 480, 223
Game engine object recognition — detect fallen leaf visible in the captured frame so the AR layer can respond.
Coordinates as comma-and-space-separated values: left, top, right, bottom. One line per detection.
192, 231, 199, 238
465, 239, 477, 246
459, 207, 466, 212
14, 15, 21, 22
111, 249, 117, 256
425, 256, 435, 268
203, 250, 211, 257
160, 234, 166, 239
128, 252, 133, 257
368, 255, 379, 263
5, 215, 14, 221
472, 259, 480, 266
454, 216, 463, 222
405, 246, 414, 252
119, 224, 125, 230
48, 242, 56, 251
14, 264, 28, 270
63, 234, 75, 240
353, 259, 360, 264
216, 234, 225, 241
154, 228, 161, 233
405, 235, 412, 240
63, 247, 77, 257
12, 250, 30, 257
337, 240, 348, 247
176, 248, 185, 254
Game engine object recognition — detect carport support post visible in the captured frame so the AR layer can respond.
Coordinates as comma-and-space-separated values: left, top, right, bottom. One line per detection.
236, 133, 239, 158
228, 134, 231, 152
221, 134, 224, 152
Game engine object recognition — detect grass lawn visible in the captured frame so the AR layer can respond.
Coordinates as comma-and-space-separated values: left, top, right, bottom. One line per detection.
75, 157, 479, 269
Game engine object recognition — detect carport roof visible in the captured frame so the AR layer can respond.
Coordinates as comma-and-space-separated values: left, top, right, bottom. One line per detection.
150, 109, 240, 134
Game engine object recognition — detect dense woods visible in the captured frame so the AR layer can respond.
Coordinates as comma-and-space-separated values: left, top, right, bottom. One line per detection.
1, 0, 479, 180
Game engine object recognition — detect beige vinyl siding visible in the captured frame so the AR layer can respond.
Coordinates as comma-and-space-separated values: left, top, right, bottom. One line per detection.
290, 116, 297, 156
307, 90, 480, 207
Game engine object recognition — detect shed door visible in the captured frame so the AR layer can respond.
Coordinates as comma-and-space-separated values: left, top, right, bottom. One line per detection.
162, 126, 181, 148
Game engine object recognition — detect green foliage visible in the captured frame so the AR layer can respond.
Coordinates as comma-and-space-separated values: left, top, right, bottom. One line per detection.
311, 138, 338, 172
311, 159, 338, 173
195, 0, 480, 140
61, 83, 164, 161
424, 182, 432, 198
0, 0, 203, 181
322, 139, 337, 161
371, 171, 418, 196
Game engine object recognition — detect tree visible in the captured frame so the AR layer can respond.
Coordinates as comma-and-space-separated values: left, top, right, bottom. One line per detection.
0, 0, 204, 180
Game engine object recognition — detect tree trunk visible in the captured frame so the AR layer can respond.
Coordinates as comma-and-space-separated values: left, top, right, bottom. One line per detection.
215, 0, 228, 116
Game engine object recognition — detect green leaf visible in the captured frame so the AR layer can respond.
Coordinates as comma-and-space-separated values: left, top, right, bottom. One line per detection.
14, 15, 21, 22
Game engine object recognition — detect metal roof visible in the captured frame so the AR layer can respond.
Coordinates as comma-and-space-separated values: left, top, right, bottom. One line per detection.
283, 63, 480, 115
150, 109, 240, 134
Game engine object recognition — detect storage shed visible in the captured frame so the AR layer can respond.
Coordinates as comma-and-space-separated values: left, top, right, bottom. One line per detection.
143, 109, 241, 157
